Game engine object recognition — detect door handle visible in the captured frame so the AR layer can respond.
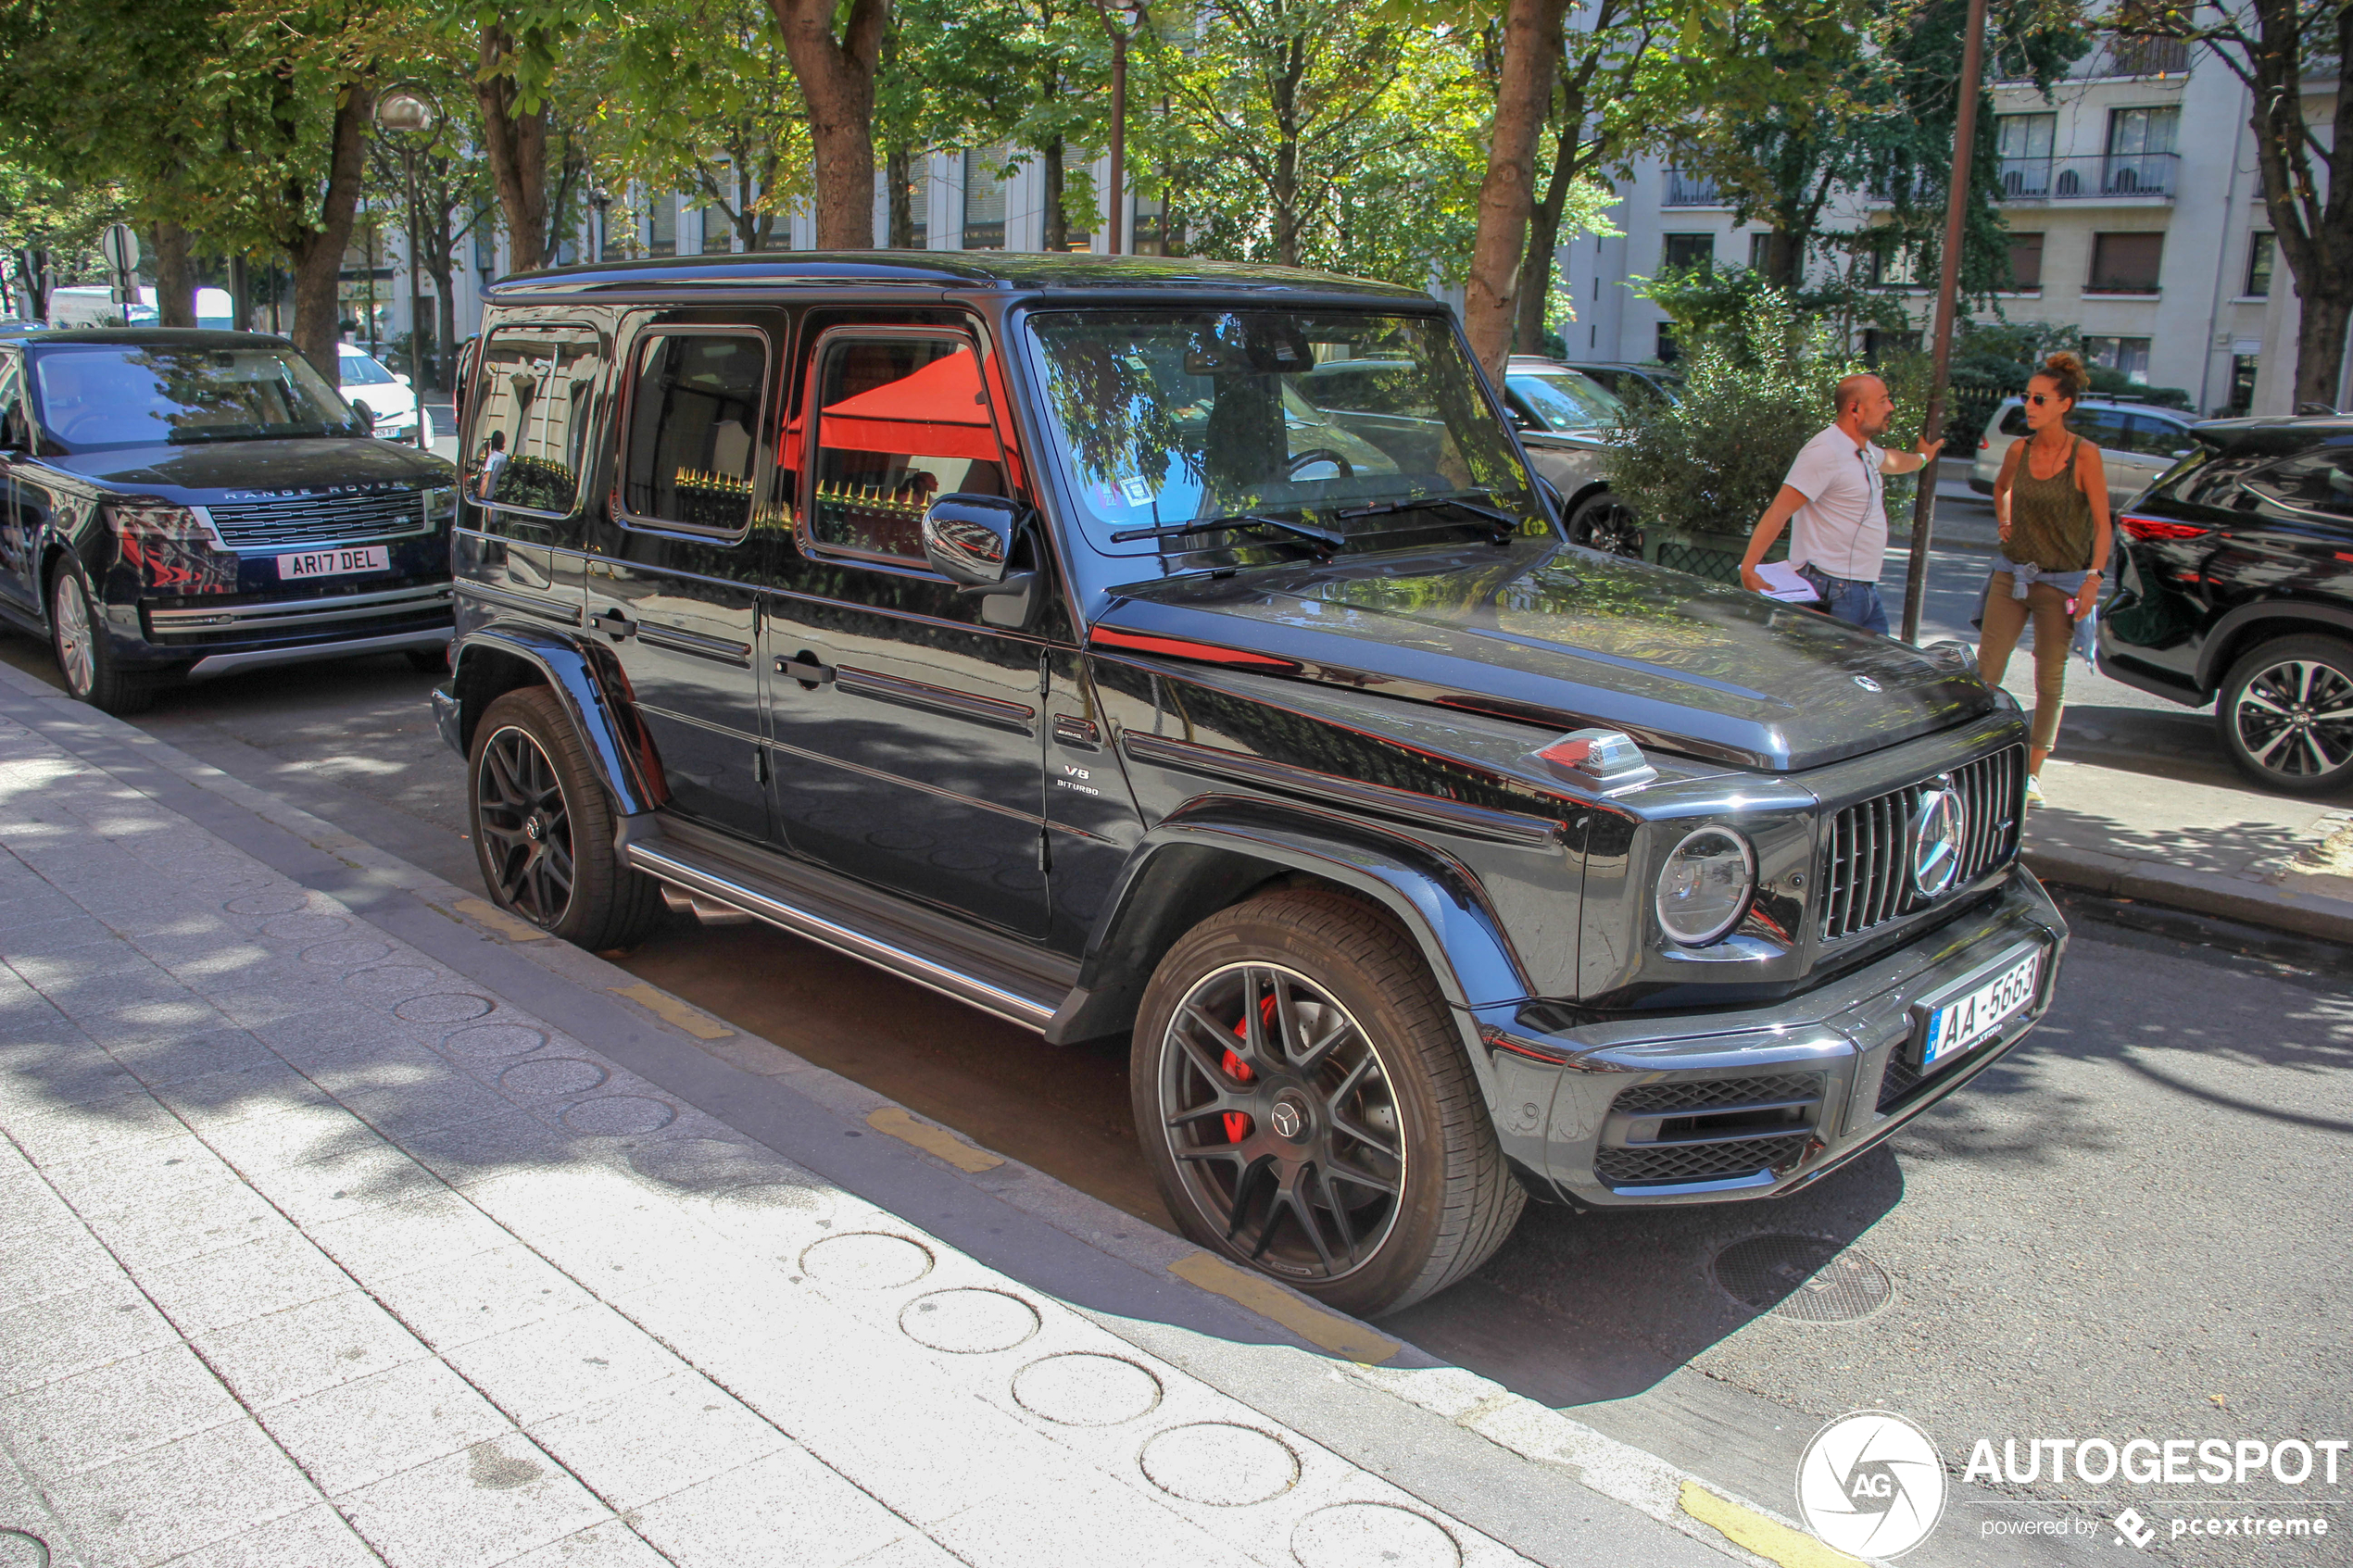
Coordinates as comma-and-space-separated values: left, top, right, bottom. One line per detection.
774, 653, 836, 686
597, 607, 636, 641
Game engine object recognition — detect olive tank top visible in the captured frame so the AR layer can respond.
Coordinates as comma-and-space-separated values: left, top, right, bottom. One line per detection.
2007, 434, 2095, 571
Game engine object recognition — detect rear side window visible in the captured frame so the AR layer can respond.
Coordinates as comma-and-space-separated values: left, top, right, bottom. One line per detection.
2243, 447, 2353, 519
618, 331, 769, 535
468, 325, 605, 516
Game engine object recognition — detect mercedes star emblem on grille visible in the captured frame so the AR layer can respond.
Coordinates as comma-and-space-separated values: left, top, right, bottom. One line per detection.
1910, 780, 1968, 897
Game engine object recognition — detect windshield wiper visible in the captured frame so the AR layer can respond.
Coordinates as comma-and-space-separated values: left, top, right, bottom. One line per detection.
1109, 512, 1346, 558
1333, 492, 1523, 543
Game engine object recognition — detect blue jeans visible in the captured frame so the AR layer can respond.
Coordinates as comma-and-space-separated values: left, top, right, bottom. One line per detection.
1800, 565, 1889, 635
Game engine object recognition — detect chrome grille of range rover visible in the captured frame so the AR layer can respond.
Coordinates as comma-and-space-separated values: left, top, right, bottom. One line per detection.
1820, 746, 2024, 941
205, 491, 430, 552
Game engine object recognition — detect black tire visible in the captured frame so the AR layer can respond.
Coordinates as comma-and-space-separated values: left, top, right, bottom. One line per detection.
47, 558, 152, 716
1132, 887, 1524, 1318
1567, 491, 1642, 558
468, 686, 661, 948
406, 646, 451, 673
2215, 634, 2353, 796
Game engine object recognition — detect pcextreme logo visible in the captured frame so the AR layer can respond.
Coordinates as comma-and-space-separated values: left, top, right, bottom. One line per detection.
1795, 1410, 1948, 1557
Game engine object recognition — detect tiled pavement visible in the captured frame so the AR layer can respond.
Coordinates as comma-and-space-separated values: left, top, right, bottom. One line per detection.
0, 709, 1655, 1568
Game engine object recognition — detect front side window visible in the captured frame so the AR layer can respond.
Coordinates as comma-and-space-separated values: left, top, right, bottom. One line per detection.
1025, 308, 1538, 560
619, 331, 767, 533
339, 352, 397, 387
807, 334, 1006, 562
467, 326, 604, 515
2125, 412, 2192, 458
28, 345, 360, 449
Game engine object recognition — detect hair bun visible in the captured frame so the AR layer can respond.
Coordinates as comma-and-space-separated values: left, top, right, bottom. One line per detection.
2039, 351, 2090, 400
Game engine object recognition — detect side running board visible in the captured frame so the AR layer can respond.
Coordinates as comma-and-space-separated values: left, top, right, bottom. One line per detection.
614, 816, 1069, 1034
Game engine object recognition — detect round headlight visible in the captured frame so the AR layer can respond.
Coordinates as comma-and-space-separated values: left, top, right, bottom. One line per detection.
1655, 826, 1755, 946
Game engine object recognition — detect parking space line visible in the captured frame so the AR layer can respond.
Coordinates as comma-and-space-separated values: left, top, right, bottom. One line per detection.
1168, 1251, 1403, 1365
1680, 1481, 1866, 1568
452, 895, 551, 943
865, 1106, 1005, 1173
606, 980, 734, 1040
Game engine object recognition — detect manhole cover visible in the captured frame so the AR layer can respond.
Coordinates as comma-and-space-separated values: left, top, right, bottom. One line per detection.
1712, 1235, 1892, 1322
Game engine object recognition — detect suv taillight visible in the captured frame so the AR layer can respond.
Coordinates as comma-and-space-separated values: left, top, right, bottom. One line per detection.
2119, 514, 2211, 542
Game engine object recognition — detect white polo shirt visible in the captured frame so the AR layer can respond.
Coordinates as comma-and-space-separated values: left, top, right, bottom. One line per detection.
1782, 424, 1887, 582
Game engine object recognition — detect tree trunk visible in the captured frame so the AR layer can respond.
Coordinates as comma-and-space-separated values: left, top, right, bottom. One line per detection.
1464, 0, 1567, 380
769, 0, 888, 249
286, 85, 372, 379
476, 24, 549, 272
1512, 113, 1580, 354
150, 221, 197, 328
887, 144, 915, 247
2296, 287, 2352, 409
1041, 138, 1066, 252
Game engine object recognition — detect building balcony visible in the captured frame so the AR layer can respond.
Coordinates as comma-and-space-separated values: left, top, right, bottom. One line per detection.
1664, 169, 1724, 207
1996, 153, 2176, 202
1999, 34, 2189, 83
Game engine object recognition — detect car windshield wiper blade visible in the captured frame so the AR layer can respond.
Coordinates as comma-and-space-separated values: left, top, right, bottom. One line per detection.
1108, 512, 1346, 554
1333, 492, 1522, 540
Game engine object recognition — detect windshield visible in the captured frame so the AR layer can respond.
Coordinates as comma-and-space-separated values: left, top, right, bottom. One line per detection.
30, 345, 360, 448
1507, 368, 1623, 433
1025, 309, 1543, 557
339, 352, 397, 387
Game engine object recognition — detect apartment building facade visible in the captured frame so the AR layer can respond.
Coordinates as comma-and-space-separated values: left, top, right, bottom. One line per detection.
1572, 35, 2327, 418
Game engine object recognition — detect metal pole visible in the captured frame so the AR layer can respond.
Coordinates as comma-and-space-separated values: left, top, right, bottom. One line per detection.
1107, 31, 1127, 255
1899, 0, 1990, 645
404, 143, 428, 402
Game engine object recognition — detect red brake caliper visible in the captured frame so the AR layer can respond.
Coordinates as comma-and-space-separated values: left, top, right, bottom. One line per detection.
1222, 994, 1278, 1143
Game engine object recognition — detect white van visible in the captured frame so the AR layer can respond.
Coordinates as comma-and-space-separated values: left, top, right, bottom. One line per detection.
44, 285, 236, 331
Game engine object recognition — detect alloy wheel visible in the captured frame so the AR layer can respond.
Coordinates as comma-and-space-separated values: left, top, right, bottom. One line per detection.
51, 572, 94, 696
474, 725, 576, 925
1156, 961, 1403, 1283
1573, 498, 1642, 558
2231, 659, 2353, 780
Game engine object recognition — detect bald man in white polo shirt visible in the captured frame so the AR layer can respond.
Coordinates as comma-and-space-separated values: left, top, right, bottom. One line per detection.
1738, 373, 1942, 636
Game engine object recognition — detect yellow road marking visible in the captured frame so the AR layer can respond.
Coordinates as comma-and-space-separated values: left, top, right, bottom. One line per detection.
608, 982, 734, 1040
454, 897, 550, 943
1168, 1252, 1401, 1365
865, 1107, 1005, 1173
1679, 1480, 1865, 1568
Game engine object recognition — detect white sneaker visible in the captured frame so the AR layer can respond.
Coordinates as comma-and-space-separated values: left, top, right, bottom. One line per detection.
2024, 774, 2045, 808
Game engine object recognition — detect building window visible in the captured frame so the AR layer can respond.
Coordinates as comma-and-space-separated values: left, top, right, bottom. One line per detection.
2082, 334, 2153, 383
1860, 329, 1921, 363
2246, 232, 2275, 297
2104, 33, 2190, 77
2088, 232, 2164, 293
646, 196, 676, 257
2227, 354, 2259, 415
1870, 244, 1924, 288
2106, 107, 2178, 195
2007, 232, 2044, 290
701, 203, 735, 254
962, 147, 1006, 250
1996, 113, 2056, 198
1664, 168, 1720, 207
1132, 196, 1165, 256
1747, 232, 1772, 270
907, 170, 929, 247
1661, 232, 1713, 273
1655, 321, 1680, 364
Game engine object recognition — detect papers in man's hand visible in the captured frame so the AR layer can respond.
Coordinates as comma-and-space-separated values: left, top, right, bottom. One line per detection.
1753, 560, 1819, 603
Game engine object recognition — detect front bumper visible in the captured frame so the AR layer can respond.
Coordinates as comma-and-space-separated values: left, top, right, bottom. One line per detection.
1478, 869, 2068, 1208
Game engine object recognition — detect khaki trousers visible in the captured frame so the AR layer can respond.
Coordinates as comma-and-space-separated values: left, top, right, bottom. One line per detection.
1977, 572, 2074, 751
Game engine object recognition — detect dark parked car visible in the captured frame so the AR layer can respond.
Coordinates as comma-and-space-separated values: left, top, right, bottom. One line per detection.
0, 328, 458, 713
435, 254, 2065, 1315
1556, 359, 1682, 407
2099, 413, 2353, 794
1498, 356, 1640, 556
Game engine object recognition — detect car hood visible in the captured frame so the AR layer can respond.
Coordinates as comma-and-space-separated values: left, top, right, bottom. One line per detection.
37, 439, 452, 495
1092, 542, 1994, 772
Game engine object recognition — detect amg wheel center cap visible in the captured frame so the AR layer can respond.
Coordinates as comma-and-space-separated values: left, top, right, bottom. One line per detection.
1268, 1096, 1307, 1142
523, 815, 545, 842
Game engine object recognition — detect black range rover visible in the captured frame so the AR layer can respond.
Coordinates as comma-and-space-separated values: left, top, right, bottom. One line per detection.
0, 328, 458, 712
435, 254, 2067, 1316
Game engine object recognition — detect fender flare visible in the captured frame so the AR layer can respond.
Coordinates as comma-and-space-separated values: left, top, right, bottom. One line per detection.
2195, 598, 2353, 691
1050, 797, 1532, 1085
447, 625, 667, 817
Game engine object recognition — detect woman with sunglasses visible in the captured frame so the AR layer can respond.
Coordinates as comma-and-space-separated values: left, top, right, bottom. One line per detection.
1979, 352, 2112, 805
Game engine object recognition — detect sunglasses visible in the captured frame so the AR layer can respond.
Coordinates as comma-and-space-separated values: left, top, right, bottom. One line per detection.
2026, 393, 2067, 406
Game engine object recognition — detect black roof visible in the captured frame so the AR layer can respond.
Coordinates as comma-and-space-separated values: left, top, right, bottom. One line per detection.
485, 250, 1429, 303
7, 327, 292, 349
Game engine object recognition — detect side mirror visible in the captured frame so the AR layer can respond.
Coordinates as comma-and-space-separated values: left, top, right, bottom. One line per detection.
923, 493, 1025, 588
0, 407, 28, 454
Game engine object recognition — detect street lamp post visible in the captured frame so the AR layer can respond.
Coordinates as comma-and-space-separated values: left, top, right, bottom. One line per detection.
373, 83, 438, 419
589, 187, 612, 265
1899, 0, 1990, 645
1094, 1, 1147, 255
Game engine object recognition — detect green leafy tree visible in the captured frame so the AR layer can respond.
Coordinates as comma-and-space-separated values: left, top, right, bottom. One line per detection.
0, 150, 131, 319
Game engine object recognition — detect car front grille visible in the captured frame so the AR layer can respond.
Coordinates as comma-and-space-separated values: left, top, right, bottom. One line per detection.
1594, 1134, 1812, 1187
205, 491, 432, 552
1820, 746, 2024, 941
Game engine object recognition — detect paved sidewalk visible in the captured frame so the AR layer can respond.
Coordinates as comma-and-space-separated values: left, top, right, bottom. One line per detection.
0, 684, 1764, 1564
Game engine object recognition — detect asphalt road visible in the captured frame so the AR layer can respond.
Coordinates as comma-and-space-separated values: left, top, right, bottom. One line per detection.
5, 502, 2346, 1565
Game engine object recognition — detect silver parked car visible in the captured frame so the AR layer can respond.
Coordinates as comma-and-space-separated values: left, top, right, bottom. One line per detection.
1499, 356, 1641, 555
1971, 395, 2198, 511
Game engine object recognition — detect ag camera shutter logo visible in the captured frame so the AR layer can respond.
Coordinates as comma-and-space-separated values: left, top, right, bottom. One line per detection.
1796, 1410, 1947, 1556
